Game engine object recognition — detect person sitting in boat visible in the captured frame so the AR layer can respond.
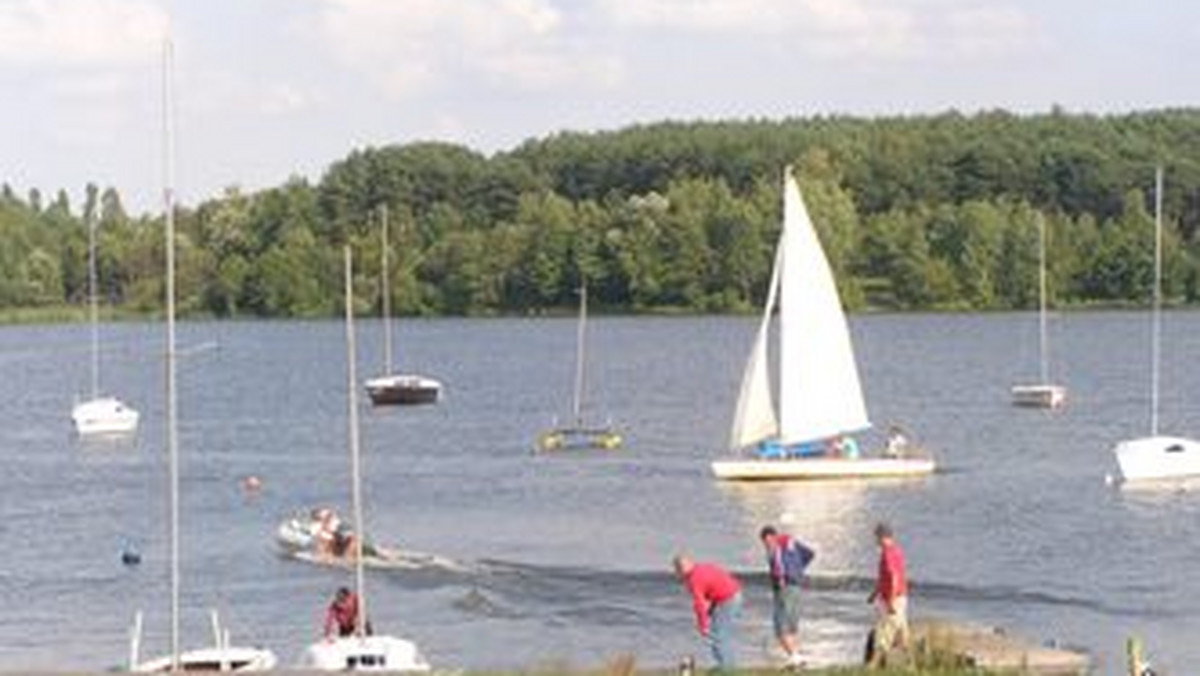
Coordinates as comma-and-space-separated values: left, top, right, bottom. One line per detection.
324, 586, 372, 638
313, 507, 342, 556
884, 426, 909, 458
841, 434, 861, 459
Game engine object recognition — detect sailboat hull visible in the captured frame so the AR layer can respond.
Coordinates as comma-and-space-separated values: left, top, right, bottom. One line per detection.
133, 646, 278, 672
301, 634, 431, 672
537, 427, 622, 452
72, 396, 139, 436
1113, 435, 1200, 483
365, 374, 442, 405
1010, 384, 1066, 409
712, 456, 935, 481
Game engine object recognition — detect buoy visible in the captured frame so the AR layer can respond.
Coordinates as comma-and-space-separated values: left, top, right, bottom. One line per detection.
241, 475, 263, 493
121, 548, 141, 566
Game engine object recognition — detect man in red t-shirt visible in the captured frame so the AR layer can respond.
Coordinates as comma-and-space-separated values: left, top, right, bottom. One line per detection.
866, 522, 910, 666
673, 554, 742, 670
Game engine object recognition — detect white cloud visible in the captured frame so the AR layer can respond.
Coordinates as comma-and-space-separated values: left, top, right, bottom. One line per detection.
300, 0, 618, 97
0, 0, 168, 68
592, 0, 1038, 62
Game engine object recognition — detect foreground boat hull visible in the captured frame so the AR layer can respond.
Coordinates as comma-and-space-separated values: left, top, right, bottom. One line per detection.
71, 396, 139, 436
711, 456, 936, 481
133, 646, 277, 672
1011, 384, 1066, 409
1112, 435, 1200, 483
301, 634, 431, 672
365, 374, 441, 406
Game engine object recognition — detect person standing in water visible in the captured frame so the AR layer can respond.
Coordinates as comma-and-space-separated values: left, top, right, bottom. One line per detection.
760, 525, 815, 668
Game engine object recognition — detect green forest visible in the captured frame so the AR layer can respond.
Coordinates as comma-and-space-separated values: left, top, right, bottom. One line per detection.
4, 108, 1200, 320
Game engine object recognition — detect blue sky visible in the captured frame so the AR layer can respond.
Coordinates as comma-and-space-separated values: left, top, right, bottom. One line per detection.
0, 0, 1196, 215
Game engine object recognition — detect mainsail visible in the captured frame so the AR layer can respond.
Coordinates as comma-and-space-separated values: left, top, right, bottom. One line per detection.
728, 168, 870, 451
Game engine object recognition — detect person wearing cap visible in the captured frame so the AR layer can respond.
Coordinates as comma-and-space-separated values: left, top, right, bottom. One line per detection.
760, 525, 815, 668
673, 554, 742, 671
866, 522, 910, 666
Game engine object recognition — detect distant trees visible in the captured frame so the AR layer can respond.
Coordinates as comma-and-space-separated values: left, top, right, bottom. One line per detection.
3, 109, 1200, 319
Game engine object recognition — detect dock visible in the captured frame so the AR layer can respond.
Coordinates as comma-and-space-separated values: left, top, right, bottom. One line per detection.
913, 618, 1091, 674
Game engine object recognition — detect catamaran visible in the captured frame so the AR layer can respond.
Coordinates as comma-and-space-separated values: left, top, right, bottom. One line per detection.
1110, 168, 1200, 484
536, 283, 622, 452
364, 204, 442, 406
1011, 213, 1067, 408
711, 168, 935, 481
71, 204, 139, 436
298, 247, 432, 671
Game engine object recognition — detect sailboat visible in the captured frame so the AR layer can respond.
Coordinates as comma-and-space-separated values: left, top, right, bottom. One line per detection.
1110, 167, 1200, 484
71, 206, 139, 436
128, 36, 277, 672
1011, 213, 1067, 408
298, 246, 432, 672
536, 283, 622, 452
364, 205, 442, 406
711, 168, 935, 481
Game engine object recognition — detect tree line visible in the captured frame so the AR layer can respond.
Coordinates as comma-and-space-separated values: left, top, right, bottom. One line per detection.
3, 108, 1200, 319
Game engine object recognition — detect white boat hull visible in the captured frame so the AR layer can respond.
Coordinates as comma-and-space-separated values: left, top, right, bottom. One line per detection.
1112, 435, 1200, 483
365, 374, 442, 405
1011, 384, 1066, 409
711, 456, 936, 481
133, 646, 277, 672
301, 635, 431, 672
72, 396, 139, 436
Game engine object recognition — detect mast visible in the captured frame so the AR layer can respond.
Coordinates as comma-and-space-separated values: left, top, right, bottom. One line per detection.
380, 205, 393, 375
161, 35, 180, 669
572, 283, 587, 427
1037, 213, 1049, 386
343, 246, 368, 637
88, 202, 100, 400
1151, 167, 1163, 437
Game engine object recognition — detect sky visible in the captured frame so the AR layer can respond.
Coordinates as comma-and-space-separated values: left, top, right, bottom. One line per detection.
0, 0, 1196, 216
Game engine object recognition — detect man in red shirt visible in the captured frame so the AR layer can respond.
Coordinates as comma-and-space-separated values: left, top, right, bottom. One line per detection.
866, 522, 910, 666
673, 554, 742, 670
324, 586, 370, 638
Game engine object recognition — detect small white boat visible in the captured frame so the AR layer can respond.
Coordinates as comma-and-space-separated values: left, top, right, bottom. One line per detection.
1011, 213, 1066, 409
129, 610, 277, 672
73, 203, 138, 437
711, 168, 934, 481
72, 396, 140, 436
1111, 168, 1200, 485
300, 635, 430, 672
299, 247, 430, 671
365, 205, 442, 407
536, 284, 621, 452
276, 509, 457, 571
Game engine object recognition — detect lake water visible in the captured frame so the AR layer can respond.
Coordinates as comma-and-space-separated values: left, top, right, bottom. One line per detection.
1, 312, 1198, 673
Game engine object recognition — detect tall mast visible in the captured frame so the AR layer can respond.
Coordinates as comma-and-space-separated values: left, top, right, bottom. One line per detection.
161, 35, 181, 669
572, 283, 587, 426
88, 203, 100, 400
1037, 213, 1049, 386
380, 205, 393, 375
1151, 167, 1163, 437
344, 246, 368, 637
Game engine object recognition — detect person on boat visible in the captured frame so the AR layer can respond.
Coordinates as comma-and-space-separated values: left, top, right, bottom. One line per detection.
324, 586, 372, 638
759, 525, 815, 669
884, 426, 909, 458
841, 434, 861, 459
312, 507, 341, 555
865, 522, 910, 667
673, 554, 742, 671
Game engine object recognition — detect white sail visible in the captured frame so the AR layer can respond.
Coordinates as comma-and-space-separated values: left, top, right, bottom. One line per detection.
729, 243, 782, 449
778, 169, 870, 444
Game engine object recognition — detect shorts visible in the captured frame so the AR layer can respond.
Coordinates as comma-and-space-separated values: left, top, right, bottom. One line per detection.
772, 585, 803, 637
